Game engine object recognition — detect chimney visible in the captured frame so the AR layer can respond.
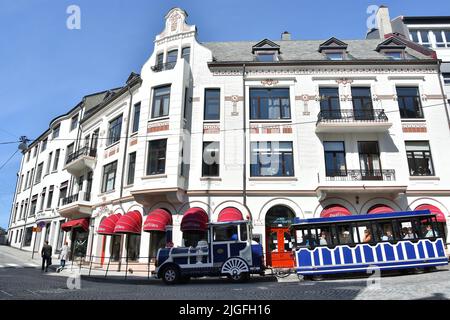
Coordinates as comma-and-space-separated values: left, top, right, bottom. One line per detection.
281, 31, 291, 41
376, 5, 393, 39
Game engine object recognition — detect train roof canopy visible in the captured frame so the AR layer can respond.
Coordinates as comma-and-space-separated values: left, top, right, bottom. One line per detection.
292, 210, 434, 226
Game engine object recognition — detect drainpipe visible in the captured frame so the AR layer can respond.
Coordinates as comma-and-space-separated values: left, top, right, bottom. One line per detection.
436, 60, 450, 131
242, 64, 247, 209
119, 85, 134, 201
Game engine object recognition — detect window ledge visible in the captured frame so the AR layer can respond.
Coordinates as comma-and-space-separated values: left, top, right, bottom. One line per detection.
142, 174, 167, 180
203, 120, 220, 124
409, 176, 440, 181
148, 116, 170, 123
123, 184, 134, 189
98, 190, 116, 197
200, 177, 222, 181
105, 141, 120, 151
250, 119, 292, 124
401, 118, 426, 122
249, 176, 297, 181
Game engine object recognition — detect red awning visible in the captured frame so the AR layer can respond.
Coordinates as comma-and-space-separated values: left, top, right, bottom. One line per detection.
181, 207, 208, 232
416, 204, 447, 223
218, 207, 243, 222
368, 204, 395, 214
321, 205, 351, 218
97, 213, 122, 235
61, 218, 89, 232
114, 210, 142, 234
143, 209, 172, 232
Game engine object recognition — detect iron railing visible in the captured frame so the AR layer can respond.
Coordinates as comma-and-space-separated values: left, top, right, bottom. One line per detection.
317, 109, 388, 124
325, 169, 396, 181
61, 193, 79, 206
60, 192, 91, 205
151, 61, 176, 72
65, 146, 97, 165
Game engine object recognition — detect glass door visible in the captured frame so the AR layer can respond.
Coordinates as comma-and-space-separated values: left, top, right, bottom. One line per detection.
358, 141, 382, 180
352, 87, 374, 120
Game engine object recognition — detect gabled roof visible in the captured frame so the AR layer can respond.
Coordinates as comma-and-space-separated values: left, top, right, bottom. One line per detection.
376, 36, 407, 51
252, 39, 280, 53
203, 38, 434, 63
318, 37, 348, 52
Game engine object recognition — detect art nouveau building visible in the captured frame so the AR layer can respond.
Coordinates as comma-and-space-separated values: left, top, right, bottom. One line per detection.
7, 8, 450, 269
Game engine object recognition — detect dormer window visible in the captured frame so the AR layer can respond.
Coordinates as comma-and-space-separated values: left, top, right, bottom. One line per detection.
376, 37, 407, 60
319, 37, 348, 61
384, 51, 404, 60
256, 51, 278, 62
325, 51, 345, 61
252, 39, 280, 63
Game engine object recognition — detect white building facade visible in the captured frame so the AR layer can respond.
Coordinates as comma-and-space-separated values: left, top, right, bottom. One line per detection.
7, 8, 450, 268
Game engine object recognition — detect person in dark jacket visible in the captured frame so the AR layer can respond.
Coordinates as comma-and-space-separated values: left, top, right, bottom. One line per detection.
41, 241, 52, 272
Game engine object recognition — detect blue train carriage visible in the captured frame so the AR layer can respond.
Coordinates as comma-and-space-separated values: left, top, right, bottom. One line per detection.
154, 220, 265, 284
291, 210, 448, 278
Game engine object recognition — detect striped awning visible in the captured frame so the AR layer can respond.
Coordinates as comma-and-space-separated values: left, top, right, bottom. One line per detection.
181, 207, 208, 232
143, 209, 172, 232
97, 213, 122, 235
114, 210, 142, 234
61, 218, 89, 232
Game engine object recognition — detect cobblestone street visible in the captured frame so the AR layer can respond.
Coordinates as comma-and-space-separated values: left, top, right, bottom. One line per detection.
1, 246, 449, 300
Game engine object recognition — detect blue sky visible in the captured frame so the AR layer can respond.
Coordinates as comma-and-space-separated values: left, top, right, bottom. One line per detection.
0, 0, 448, 229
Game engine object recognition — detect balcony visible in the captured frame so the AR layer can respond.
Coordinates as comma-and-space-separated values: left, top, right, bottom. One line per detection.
58, 192, 92, 219
151, 62, 176, 72
316, 169, 407, 200
316, 109, 392, 133
64, 147, 97, 176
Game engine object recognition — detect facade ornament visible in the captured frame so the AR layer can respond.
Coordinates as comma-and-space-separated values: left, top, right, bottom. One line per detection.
261, 79, 279, 86
335, 78, 353, 86
169, 12, 181, 32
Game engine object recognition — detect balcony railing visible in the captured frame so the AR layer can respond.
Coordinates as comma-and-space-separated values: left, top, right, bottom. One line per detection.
317, 109, 388, 124
60, 192, 91, 206
66, 146, 97, 165
325, 169, 396, 181
151, 61, 176, 72
61, 193, 79, 206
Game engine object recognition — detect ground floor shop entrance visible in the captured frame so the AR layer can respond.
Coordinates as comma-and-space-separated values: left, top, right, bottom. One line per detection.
265, 205, 296, 268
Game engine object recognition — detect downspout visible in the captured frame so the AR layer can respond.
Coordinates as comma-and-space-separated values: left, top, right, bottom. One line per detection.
119, 85, 134, 200
21, 145, 40, 251
242, 64, 247, 209
7, 153, 25, 243
436, 60, 450, 131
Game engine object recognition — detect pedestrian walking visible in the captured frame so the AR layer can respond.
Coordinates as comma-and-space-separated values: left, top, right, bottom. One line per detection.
41, 241, 53, 272
56, 242, 69, 273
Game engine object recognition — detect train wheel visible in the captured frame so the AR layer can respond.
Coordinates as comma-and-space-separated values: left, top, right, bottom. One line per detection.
221, 257, 250, 283
227, 272, 250, 283
162, 265, 180, 285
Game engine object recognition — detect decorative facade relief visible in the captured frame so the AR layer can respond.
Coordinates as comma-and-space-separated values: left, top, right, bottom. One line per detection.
402, 122, 427, 133
148, 122, 169, 133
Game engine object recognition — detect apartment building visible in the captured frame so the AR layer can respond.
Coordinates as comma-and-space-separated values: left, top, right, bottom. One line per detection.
367, 6, 450, 112
7, 8, 450, 268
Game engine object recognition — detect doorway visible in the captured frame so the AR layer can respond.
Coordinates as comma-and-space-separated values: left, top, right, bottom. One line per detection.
265, 205, 296, 268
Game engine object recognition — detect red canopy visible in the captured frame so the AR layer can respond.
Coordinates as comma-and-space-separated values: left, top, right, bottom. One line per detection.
143, 209, 172, 232
321, 205, 351, 218
181, 207, 208, 232
114, 210, 142, 234
61, 218, 89, 232
218, 207, 243, 222
416, 204, 447, 223
97, 213, 122, 235
368, 204, 395, 214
